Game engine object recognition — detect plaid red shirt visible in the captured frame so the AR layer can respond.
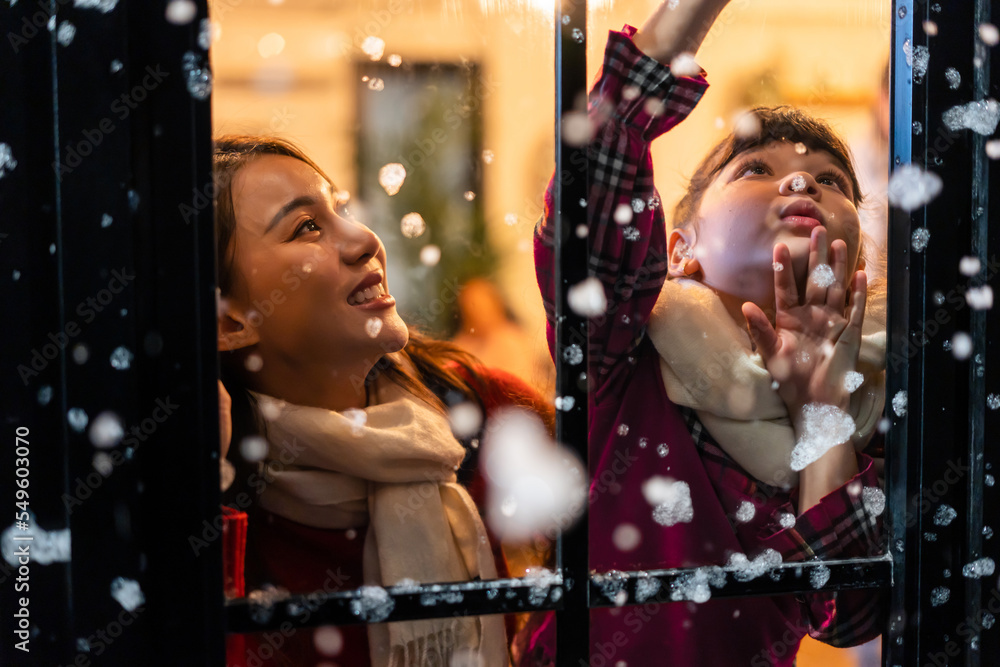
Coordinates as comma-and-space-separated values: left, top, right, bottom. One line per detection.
534, 25, 884, 666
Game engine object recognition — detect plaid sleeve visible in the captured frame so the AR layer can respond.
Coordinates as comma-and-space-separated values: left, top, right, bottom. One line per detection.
760, 455, 886, 647
534, 25, 707, 379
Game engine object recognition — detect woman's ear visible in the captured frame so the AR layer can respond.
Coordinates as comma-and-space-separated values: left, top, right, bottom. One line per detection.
667, 228, 701, 279
218, 300, 261, 351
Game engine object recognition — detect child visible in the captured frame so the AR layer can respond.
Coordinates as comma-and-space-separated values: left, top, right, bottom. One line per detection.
534, 1, 885, 664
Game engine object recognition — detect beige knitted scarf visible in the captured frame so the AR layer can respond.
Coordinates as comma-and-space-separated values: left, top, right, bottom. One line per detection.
648, 277, 886, 488
250, 381, 508, 667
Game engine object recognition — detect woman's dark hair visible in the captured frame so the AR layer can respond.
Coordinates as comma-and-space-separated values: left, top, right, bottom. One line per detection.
213, 135, 490, 504
670, 106, 885, 321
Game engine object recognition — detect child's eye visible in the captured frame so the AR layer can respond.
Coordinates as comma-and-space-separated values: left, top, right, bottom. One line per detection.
735, 159, 770, 178
293, 219, 321, 237
817, 172, 851, 195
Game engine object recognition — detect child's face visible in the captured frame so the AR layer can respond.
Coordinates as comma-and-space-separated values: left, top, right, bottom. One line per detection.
687, 140, 862, 311
223, 154, 408, 370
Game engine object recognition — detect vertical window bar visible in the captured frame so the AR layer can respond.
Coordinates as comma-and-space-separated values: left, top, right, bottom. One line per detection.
966, 4, 992, 665
884, 0, 914, 662
554, 0, 589, 664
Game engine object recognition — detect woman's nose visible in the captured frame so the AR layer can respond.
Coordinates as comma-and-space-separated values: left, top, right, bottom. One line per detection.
778, 172, 820, 198
338, 216, 381, 266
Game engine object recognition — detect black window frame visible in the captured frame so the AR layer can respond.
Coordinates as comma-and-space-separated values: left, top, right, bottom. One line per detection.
1, 0, 998, 664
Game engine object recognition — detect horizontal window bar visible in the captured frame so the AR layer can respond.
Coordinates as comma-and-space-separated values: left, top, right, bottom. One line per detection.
226, 574, 565, 634
588, 556, 892, 609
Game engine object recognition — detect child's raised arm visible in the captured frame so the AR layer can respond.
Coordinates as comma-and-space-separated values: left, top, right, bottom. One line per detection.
534, 1, 725, 393
632, 0, 733, 63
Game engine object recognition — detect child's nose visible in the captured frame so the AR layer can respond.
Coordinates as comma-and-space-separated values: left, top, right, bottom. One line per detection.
778, 172, 820, 198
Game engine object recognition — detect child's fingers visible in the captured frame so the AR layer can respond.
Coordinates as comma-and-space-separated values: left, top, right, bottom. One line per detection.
742, 301, 781, 360
842, 270, 867, 347
804, 226, 828, 304
826, 240, 848, 311
772, 243, 798, 310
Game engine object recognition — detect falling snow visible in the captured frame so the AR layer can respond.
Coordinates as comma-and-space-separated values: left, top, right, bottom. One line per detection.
365, 317, 382, 338
110, 577, 145, 612
863, 487, 886, 516
951, 332, 973, 360
726, 549, 782, 582
966, 285, 993, 310
56, 21, 76, 46
911, 228, 931, 252
911, 45, 930, 83
68, 408, 89, 432
419, 244, 441, 266
979, 23, 1000, 45
643, 477, 694, 526
400, 212, 426, 238
945, 67, 962, 90
89, 412, 124, 449
562, 344, 583, 365
810, 264, 835, 288
670, 566, 725, 603
843, 371, 865, 393
351, 586, 394, 622
810, 564, 831, 588
593, 569, 627, 604
892, 390, 908, 417
962, 557, 995, 578
933, 504, 957, 526
165, 0, 197, 25
481, 409, 585, 541
960, 256, 982, 276
182, 51, 213, 100
0, 143, 17, 179
669, 52, 701, 77
2, 516, 71, 566
612, 523, 641, 552
448, 402, 483, 439
790, 404, 856, 471
634, 572, 662, 603
109, 346, 133, 370
888, 165, 942, 212
567, 277, 608, 317
734, 501, 755, 523
942, 99, 1000, 135
987, 394, 1000, 410
239, 436, 268, 462
930, 586, 951, 607
790, 175, 807, 193
377, 163, 406, 195
74, 0, 119, 11
361, 35, 385, 60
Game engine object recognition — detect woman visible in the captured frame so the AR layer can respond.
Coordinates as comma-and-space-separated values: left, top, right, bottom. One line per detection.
214, 135, 552, 667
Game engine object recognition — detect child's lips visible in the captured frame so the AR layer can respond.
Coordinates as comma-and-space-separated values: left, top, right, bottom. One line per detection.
781, 215, 823, 231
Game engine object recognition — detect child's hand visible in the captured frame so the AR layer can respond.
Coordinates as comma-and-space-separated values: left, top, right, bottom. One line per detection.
219, 380, 232, 460
741, 226, 867, 424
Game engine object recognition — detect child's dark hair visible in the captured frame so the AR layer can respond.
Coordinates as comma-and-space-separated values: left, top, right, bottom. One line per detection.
671, 105, 864, 229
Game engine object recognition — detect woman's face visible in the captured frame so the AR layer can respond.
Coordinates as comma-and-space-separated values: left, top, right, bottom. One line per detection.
222, 154, 408, 377
682, 140, 862, 312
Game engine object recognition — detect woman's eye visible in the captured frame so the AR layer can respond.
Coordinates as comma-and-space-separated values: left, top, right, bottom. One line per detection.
294, 219, 320, 236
